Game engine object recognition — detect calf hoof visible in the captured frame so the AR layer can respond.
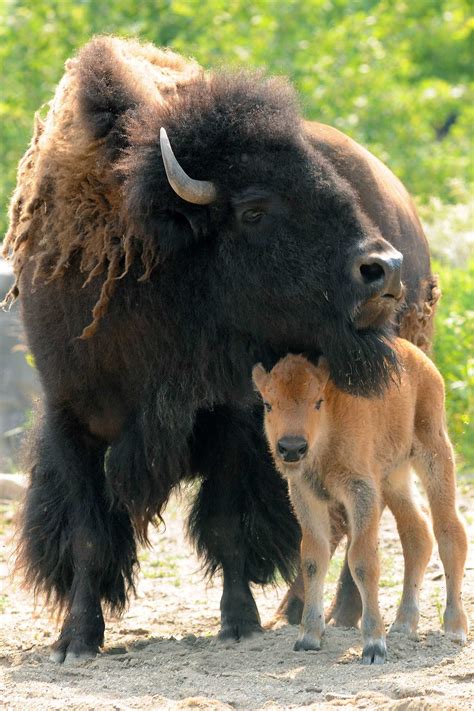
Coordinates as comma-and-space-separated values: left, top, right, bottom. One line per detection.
390, 604, 419, 637
444, 607, 468, 644
50, 637, 99, 664
362, 639, 387, 665
389, 620, 418, 638
218, 620, 263, 642
294, 635, 322, 652
445, 629, 467, 645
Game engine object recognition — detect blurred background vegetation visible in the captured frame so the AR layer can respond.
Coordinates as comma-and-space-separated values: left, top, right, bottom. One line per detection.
0, 0, 472, 468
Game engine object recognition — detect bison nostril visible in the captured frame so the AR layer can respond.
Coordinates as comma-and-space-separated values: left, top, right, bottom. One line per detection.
360, 262, 385, 284
352, 249, 404, 300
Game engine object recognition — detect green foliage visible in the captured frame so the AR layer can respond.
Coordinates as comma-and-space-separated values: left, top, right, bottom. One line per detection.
432, 259, 474, 471
1, 0, 472, 237
0, 2, 472, 470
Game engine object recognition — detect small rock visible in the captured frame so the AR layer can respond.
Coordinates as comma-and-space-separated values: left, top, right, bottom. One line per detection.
305, 686, 322, 693
393, 685, 425, 699
182, 634, 198, 645
105, 645, 127, 655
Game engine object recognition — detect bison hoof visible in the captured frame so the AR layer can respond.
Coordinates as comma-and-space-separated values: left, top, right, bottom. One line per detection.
361, 639, 386, 665
293, 635, 322, 652
218, 620, 263, 642
50, 638, 99, 664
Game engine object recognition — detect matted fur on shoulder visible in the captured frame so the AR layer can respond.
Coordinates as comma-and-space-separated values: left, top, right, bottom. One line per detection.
2, 35, 301, 338
2, 37, 202, 337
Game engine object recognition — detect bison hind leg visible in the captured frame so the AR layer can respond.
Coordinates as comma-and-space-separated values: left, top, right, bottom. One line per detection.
17, 407, 138, 662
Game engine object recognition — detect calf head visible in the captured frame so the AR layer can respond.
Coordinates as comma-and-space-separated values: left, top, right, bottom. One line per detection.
252, 355, 330, 477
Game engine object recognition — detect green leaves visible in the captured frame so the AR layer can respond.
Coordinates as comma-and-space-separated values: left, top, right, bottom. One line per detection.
1, 1, 472, 237
432, 259, 474, 471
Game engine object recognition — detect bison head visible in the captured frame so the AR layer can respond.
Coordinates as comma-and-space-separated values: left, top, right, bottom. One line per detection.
78, 46, 402, 396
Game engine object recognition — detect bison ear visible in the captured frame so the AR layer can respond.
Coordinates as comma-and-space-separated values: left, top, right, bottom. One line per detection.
142, 204, 210, 258
252, 363, 268, 393
76, 37, 148, 151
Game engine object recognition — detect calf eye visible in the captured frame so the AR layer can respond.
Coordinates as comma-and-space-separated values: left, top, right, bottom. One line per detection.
263, 401, 272, 412
315, 399, 323, 410
242, 209, 264, 224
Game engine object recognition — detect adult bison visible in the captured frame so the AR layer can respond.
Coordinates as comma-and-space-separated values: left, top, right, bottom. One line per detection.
3, 37, 439, 662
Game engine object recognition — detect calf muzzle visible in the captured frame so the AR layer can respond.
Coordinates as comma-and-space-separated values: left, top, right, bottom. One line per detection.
277, 436, 308, 462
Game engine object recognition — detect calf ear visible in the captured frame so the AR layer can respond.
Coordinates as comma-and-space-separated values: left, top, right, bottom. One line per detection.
317, 357, 330, 390
252, 363, 268, 392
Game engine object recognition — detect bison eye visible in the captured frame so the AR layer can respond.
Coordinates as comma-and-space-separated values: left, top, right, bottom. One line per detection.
242, 208, 264, 224
263, 401, 272, 412
315, 399, 323, 410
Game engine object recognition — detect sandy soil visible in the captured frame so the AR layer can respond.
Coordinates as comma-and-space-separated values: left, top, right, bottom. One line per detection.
0, 478, 472, 710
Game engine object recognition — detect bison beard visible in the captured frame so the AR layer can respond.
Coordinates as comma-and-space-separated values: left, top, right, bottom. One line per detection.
3, 36, 437, 661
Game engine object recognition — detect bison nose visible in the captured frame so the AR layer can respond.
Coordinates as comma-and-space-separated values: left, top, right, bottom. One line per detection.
352, 249, 404, 299
277, 437, 308, 462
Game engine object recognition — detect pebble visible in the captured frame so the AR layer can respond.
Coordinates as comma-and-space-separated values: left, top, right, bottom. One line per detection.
325, 692, 354, 701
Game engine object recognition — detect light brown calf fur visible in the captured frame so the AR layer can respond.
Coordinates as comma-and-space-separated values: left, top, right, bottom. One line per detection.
253, 339, 468, 664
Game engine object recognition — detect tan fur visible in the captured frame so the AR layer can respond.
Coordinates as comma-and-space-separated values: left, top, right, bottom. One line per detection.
1, 37, 202, 338
398, 276, 441, 352
253, 339, 468, 662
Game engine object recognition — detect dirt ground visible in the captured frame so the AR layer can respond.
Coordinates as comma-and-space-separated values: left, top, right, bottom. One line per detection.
0, 477, 472, 710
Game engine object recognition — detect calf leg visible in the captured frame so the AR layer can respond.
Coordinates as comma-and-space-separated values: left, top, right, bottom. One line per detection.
289, 483, 331, 651
413, 437, 468, 643
325, 502, 362, 627
18, 406, 137, 663
383, 465, 433, 636
339, 478, 386, 664
277, 503, 362, 628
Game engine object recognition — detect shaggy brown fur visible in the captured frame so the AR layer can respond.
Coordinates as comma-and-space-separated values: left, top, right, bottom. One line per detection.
253, 340, 468, 663
2, 37, 202, 338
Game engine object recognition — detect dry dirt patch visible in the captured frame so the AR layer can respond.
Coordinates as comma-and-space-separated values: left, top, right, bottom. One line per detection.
0, 480, 473, 710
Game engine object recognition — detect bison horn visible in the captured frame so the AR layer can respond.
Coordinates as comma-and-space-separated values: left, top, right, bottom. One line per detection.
160, 128, 217, 205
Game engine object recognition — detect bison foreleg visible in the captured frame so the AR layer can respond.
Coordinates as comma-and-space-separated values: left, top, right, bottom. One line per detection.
189, 405, 300, 640
189, 492, 263, 641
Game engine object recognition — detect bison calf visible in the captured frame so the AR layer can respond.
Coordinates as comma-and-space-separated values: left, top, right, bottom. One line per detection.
252, 339, 468, 664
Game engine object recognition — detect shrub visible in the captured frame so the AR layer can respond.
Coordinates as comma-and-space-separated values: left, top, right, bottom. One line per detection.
432, 258, 474, 471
